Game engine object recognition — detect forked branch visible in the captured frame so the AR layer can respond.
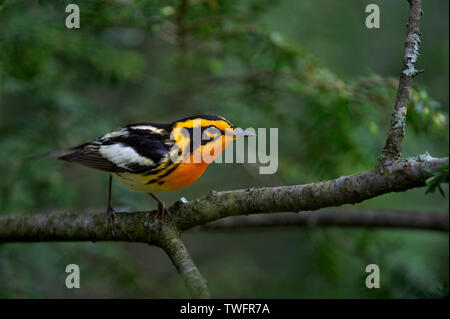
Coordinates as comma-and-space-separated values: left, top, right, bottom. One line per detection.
379, 0, 423, 165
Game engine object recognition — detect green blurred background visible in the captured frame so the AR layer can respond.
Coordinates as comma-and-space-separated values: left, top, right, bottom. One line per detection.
0, 0, 448, 298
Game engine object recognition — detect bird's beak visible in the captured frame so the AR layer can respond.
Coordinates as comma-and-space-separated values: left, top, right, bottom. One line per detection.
230, 128, 257, 137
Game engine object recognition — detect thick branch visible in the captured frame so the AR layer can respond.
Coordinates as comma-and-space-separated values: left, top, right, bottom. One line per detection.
379, 0, 423, 165
173, 156, 448, 230
195, 210, 449, 233
0, 210, 157, 244
0, 156, 447, 244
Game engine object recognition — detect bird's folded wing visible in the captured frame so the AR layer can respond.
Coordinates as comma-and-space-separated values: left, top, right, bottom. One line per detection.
48, 126, 172, 174
61, 144, 129, 172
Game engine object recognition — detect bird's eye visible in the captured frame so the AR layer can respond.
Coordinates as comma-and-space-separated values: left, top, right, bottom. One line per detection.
203, 126, 221, 141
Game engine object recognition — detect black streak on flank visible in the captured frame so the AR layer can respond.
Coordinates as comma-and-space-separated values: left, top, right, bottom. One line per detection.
146, 178, 158, 184
145, 164, 179, 185
156, 163, 179, 180
142, 162, 170, 176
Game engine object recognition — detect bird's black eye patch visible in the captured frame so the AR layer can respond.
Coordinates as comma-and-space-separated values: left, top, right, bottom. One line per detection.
201, 126, 222, 144
203, 125, 222, 135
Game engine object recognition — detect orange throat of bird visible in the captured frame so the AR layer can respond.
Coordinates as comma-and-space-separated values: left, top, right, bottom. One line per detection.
165, 134, 234, 191
113, 133, 235, 193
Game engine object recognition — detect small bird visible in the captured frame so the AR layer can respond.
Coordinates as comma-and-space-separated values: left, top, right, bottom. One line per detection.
44, 115, 255, 231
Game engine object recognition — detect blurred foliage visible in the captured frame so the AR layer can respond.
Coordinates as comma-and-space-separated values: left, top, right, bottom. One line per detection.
0, 0, 448, 298
425, 163, 449, 197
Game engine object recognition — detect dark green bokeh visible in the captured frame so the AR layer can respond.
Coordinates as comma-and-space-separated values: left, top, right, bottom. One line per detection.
0, 0, 448, 298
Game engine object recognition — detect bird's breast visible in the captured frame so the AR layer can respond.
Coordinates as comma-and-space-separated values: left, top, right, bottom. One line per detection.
112, 138, 231, 193
161, 161, 209, 191
113, 161, 209, 193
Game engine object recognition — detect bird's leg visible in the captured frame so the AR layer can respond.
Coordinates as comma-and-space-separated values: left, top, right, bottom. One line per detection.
106, 175, 118, 235
148, 193, 171, 220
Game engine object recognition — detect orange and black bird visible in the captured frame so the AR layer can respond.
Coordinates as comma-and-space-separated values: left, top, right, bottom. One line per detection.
44, 115, 255, 229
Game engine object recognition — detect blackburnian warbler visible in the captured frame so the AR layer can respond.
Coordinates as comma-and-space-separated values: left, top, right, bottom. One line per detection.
44, 115, 255, 231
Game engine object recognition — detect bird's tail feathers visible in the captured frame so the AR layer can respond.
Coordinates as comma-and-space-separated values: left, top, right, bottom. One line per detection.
36, 145, 87, 160
39, 149, 74, 159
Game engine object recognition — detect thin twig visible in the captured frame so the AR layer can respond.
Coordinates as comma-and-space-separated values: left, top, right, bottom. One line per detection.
176, 0, 189, 50
379, 0, 423, 165
157, 226, 210, 298
195, 210, 449, 233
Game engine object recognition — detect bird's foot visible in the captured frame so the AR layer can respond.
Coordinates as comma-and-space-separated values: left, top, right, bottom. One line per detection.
149, 193, 171, 221
153, 201, 171, 221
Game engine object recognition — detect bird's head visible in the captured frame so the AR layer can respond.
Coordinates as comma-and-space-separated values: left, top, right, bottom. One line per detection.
170, 115, 255, 164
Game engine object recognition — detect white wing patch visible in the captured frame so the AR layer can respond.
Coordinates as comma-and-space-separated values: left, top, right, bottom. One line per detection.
130, 125, 165, 134
99, 143, 153, 169
101, 128, 129, 140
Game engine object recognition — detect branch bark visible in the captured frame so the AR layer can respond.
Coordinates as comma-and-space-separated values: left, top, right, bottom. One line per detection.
157, 225, 210, 298
0, 156, 447, 244
172, 156, 448, 231
379, 0, 423, 165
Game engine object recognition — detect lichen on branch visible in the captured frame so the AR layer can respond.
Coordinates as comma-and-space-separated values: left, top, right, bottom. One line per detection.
379, 0, 424, 165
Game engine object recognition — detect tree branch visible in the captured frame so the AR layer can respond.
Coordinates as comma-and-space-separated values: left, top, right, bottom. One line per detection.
172, 156, 448, 231
379, 0, 423, 165
195, 210, 449, 233
157, 225, 210, 298
1, 156, 447, 245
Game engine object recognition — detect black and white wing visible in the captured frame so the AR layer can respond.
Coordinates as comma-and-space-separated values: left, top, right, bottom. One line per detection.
44, 124, 173, 174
